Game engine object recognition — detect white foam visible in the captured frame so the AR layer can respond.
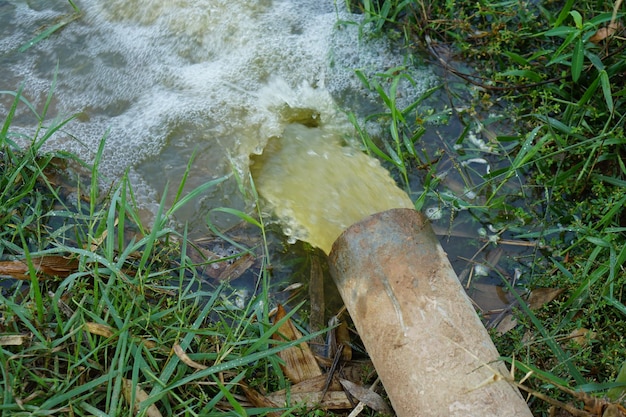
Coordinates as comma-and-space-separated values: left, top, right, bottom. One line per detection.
2, 0, 436, 223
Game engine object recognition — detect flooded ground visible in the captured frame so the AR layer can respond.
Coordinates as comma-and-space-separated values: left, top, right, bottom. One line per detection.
0, 1, 542, 319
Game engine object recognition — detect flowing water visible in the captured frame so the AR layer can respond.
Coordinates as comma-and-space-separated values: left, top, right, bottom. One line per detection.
251, 122, 414, 254
1, 0, 435, 231
2, 1, 539, 316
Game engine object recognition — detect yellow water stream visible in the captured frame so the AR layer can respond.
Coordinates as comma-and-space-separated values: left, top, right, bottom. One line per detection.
251, 122, 413, 254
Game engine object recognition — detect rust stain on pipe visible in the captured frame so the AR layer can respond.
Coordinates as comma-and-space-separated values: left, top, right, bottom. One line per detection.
328, 208, 532, 417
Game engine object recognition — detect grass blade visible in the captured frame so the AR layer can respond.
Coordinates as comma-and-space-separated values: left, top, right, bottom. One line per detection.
571, 37, 584, 82
599, 70, 613, 113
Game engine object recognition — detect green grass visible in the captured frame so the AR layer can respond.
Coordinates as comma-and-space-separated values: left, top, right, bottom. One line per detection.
346, 0, 626, 414
18, 1, 82, 53
0, 85, 329, 416
4, 0, 626, 415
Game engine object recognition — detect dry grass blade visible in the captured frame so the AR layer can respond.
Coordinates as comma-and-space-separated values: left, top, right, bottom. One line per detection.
122, 378, 163, 417
173, 343, 208, 370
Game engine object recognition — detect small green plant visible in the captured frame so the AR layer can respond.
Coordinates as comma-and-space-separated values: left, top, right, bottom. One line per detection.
349, 0, 626, 414
19, 1, 82, 53
351, 0, 416, 31
0, 85, 322, 415
349, 67, 441, 197
0, 80, 78, 256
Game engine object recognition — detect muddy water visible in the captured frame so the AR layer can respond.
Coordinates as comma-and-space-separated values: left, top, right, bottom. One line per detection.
1, 1, 435, 230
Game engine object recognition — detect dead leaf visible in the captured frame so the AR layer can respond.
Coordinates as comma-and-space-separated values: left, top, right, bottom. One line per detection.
339, 378, 391, 414
84, 322, 157, 349
528, 288, 564, 310
0, 334, 31, 346
0, 256, 79, 280
566, 328, 596, 347
122, 378, 163, 417
267, 374, 352, 410
590, 26, 616, 43
84, 322, 115, 338
272, 304, 322, 383
590, 0, 623, 44
190, 244, 255, 282
495, 314, 518, 335
217, 253, 254, 281
173, 344, 207, 370
1, 260, 35, 279
240, 384, 282, 417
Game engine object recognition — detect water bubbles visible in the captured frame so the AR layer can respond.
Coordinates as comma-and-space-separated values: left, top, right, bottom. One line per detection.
232, 289, 249, 310
473, 264, 490, 276
460, 157, 488, 167
467, 131, 493, 153
463, 189, 477, 200
425, 206, 443, 220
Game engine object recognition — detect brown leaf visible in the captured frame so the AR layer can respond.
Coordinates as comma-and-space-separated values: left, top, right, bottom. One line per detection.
0, 260, 30, 279
0, 256, 79, 280
339, 378, 391, 414
566, 328, 596, 347
173, 344, 207, 370
495, 314, 518, 335
84, 322, 157, 349
84, 322, 115, 338
0, 334, 31, 346
191, 244, 255, 282
217, 254, 254, 281
528, 288, 564, 310
240, 384, 282, 417
267, 374, 352, 410
122, 378, 163, 417
272, 304, 322, 383
590, 23, 620, 44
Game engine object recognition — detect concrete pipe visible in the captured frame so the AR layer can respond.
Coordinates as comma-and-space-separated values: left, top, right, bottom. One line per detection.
327, 209, 533, 417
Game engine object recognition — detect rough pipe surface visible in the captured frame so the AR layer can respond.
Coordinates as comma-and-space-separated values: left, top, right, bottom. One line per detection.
328, 208, 533, 417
